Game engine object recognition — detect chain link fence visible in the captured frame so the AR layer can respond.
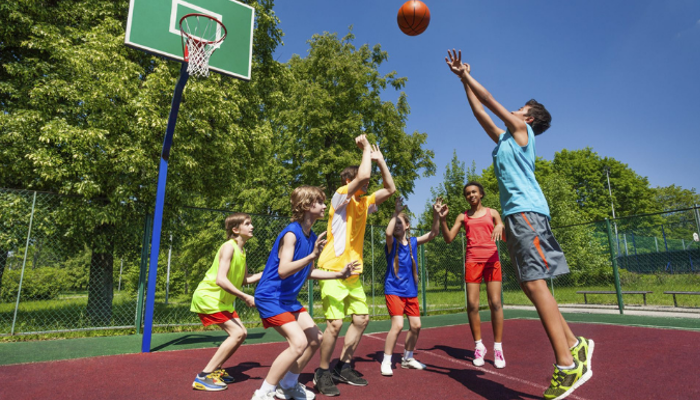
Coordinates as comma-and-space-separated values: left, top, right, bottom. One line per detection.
2, 187, 699, 337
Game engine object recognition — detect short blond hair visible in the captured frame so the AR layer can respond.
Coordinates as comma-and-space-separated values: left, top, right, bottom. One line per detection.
225, 213, 251, 239
290, 186, 326, 222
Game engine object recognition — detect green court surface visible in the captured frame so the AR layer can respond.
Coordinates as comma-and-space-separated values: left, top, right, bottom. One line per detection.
1, 309, 698, 367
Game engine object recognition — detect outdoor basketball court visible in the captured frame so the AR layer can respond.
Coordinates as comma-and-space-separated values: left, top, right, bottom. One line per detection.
1, 311, 699, 399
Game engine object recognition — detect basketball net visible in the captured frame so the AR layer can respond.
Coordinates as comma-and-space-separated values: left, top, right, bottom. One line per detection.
180, 13, 227, 77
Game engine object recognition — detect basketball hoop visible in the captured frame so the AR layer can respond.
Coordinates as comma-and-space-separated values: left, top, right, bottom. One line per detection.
179, 13, 227, 77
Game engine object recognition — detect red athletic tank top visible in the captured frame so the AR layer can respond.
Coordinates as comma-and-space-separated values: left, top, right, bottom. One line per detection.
463, 208, 499, 263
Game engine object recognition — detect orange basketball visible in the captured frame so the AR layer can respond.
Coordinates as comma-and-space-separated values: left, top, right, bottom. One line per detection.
397, 0, 431, 36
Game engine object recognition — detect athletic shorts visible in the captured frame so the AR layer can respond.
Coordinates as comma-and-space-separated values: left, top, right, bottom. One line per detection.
261, 307, 307, 329
319, 273, 368, 319
385, 294, 420, 317
465, 261, 502, 283
198, 310, 239, 327
504, 212, 569, 282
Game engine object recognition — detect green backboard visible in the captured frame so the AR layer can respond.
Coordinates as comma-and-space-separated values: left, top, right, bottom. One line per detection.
125, 0, 254, 80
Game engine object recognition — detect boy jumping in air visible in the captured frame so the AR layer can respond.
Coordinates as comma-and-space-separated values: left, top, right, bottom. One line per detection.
314, 134, 396, 396
446, 49, 593, 400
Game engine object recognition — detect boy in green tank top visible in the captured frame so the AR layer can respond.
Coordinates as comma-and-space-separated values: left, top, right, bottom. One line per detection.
190, 213, 262, 391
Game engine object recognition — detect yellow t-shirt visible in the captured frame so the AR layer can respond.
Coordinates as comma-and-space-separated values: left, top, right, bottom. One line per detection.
190, 240, 246, 314
317, 185, 377, 273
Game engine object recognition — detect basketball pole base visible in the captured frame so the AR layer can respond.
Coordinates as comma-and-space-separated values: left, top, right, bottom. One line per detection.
142, 64, 190, 353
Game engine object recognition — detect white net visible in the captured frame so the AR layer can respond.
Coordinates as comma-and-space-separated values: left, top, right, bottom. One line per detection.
180, 14, 226, 78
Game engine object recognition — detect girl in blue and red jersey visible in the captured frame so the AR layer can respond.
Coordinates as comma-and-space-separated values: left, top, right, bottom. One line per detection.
380, 196, 442, 377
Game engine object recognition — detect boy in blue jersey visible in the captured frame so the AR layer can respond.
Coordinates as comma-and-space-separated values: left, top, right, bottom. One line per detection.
252, 186, 360, 400
446, 50, 593, 400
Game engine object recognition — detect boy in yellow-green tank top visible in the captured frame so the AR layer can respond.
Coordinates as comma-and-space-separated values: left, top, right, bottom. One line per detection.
190, 213, 262, 392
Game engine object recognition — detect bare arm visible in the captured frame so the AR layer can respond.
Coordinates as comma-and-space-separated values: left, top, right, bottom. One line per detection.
446, 49, 528, 146
243, 268, 262, 285
491, 208, 505, 242
440, 206, 465, 244
385, 196, 406, 250
370, 144, 397, 206
309, 260, 361, 280
416, 198, 443, 245
277, 231, 327, 279
346, 135, 372, 197
216, 244, 255, 307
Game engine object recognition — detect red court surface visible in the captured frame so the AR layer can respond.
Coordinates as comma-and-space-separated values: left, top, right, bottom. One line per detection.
1, 319, 698, 399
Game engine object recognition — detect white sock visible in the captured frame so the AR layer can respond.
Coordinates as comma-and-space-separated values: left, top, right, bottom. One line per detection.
494, 342, 503, 351
404, 350, 414, 360
556, 363, 576, 370
259, 380, 277, 394
382, 353, 392, 364
475, 339, 485, 349
570, 338, 580, 350
279, 371, 299, 390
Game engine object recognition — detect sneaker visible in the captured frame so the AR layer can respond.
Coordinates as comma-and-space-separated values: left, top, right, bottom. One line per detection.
213, 368, 235, 384
276, 382, 316, 400
401, 357, 426, 370
381, 362, 393, 376
494, 349, 506, 369
192, 372, 227, 391
313, 368, 340, 397
250, 389, 276, 400
543, 360, 592, 400
571, 336, 594, 373
473, 346, 487, 367
332, 365, 368, 386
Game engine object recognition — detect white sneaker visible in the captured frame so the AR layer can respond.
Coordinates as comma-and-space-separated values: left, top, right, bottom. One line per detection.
275, 382, 316, 400
251, 389, 276, 400
401, 357, 426, 370
381, 361, 393, 376
473, 346, 487, 367
494, 349, 506, 369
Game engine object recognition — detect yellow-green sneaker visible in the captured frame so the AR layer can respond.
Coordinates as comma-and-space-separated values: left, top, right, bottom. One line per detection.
213, 368, 235, 384
570, 336, 594, 372
543, 360, 591, 400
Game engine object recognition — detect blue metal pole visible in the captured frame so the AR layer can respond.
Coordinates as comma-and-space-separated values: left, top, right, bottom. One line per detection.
142, 64, 190, 353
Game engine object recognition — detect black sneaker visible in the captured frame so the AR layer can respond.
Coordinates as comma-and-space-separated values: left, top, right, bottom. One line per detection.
332, 366, 368, 387
313, 368, 340, 397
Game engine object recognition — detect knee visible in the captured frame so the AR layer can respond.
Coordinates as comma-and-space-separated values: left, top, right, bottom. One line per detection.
390, 320, 404, 332
309, 330, 323, 350
327, 319, 343, 335
231, 327, 247, 343
354, 315, 369, 330
290, 337, 309, 357
488, 299, 502, 313
467, 301, 480, 314
409, 321, 421, 333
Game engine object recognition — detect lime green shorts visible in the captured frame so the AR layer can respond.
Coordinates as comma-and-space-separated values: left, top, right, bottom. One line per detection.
319, 274, 368, 320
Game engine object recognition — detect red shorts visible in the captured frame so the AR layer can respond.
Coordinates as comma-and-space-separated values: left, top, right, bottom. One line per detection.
198, 310, 239, 327
385, 295, 420, 317
261, 307, 307, 329
465, 261, 502, 283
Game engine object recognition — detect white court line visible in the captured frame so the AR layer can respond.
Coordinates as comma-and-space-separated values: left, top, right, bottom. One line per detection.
364, 332, 591, 400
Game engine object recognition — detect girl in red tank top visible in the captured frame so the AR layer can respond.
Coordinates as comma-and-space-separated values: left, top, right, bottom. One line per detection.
439, 181, 507, 369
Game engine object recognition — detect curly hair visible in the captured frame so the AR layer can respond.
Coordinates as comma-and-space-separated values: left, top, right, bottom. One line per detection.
524, 99, 552, 135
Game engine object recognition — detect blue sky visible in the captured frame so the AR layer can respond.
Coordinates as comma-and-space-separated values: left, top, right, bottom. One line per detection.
271, 1, 700, 215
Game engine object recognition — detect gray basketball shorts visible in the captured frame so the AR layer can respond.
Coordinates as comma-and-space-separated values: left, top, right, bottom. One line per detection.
504, 212, 569, 282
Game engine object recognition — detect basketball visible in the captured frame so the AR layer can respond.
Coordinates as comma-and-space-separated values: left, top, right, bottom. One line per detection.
397, 0, 431, 36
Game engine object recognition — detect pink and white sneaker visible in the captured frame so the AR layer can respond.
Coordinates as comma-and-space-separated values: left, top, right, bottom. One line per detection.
494, 349, 506, 369
473, 346, 486, 367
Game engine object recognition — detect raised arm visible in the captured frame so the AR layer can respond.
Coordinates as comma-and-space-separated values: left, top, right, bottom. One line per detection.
216, 244, 255, 307
346, 135, 372, 197
440, 204, 465, 244
446, 49, 528, 146
370, 144, 396, 206
277, 231, 327, 279
385, 196, 405, 250
416, 198, 443, 245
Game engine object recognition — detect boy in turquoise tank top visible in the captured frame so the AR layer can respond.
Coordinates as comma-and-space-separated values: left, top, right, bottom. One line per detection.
446, 50, 594, 400
190, 212, 262, 392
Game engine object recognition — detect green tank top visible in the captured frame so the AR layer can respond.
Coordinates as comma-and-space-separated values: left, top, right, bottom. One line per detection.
190, 240, 246, 314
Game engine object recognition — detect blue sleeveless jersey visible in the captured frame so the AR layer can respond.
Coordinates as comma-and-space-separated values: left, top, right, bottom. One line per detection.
383, 237, 418, 298
492, 124, 550, 218
255, 222, 317, 319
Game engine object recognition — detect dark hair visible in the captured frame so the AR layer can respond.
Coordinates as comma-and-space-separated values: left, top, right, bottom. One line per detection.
340, 166, 359, 184
525, 99, 552, 135
463, 181, 485, 199
225, 213, 251, 239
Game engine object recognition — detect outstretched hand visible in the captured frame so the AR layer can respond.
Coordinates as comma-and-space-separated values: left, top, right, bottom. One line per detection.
312, 231, 328, 258
445, 49, 470, 78
370, 144, 384, 163
355, 134, 370, 150
339, 260, 362, 278
434, 197, 449, 219
395, 195, 407, 214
